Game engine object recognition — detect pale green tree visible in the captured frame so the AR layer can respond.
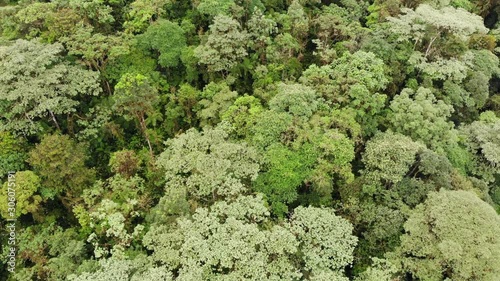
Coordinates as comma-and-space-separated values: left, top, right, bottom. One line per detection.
388, 4, 488, 58
414, 49, 499, 120
407, 51, 473, 83
247, 7, 277, 63
459, 111, 500, 183
390, 190, 500, 281
355, 258, 398, 281
68, 257, 150, 281
142, 195, 356, 280
0, 171, 43, 220
83, 198, 145, 259
269, 83, 320, 120
287, 206, 358, 280
73, 173, 150, 258
300, 51, 388, 135
194, 15, 248, 72
0, 39, 101, 136
196, 81, 238, 127
221, 95, 264, 137
389, 87, 456, 151
362, 131, 425, 188
248, 110, 293, 150
156, 124, 260, 205
60, 26, 130, 73
123, 0, 170, 33
144, 194, 302, 280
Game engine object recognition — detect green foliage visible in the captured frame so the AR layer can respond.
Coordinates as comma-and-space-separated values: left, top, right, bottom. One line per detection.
459, 111, 500, 183
308, 129, 355, 193
194, 14, 248, 72
0, 6, 20, 39
312, 3, 366, 59
362, 131, 425, 186
4, 224, 87, 281
144, 194, 302, 280
388, 4, 488, 59
60, 26, 130, 71
389, 87, 456, 151
0, 171, 42, 219
329, 51, 389, 95
390, 190, 500, 281
222, 95, 264, 137
141, 195, 356, 280
136, 19, 186, 68
286, 0, 309, 43
113, 73, 159, 120
196, 81, 238, 127
123, 0, 169, 33
1, 1, 499, 280
355, 258, 398, 281
163, 83, 201, 135
113, 73, 160, 155
109, 149, 142, 179
247, 7, 277, 61
68, 257, 150, 281
85, 198, 145, 258
0, 39, 101, 135
74, 172, 151, 258
265, 32, 301, 66
0, 131, 26, 178
408, 51, 472, 82
300, 51, 388, 135
196, 0, 235, 17
28, 134, 95, 200
269, 83, 320, 120
248, 110, 293, 150
254, 143, 318, 216
13, 2, 90, 42
287, 206, 358, 277
179, 45, 199, 82
156, 124, 260, 206
66, 0, 116, 25
103, 46, 160, 84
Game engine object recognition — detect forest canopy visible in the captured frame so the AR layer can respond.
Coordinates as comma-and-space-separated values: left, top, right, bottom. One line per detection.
0, 0, 499, 280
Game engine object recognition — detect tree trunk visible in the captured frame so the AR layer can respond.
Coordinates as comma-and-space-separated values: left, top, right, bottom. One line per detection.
49, 110, 61, 131
425, 34, 439, 58
105, 80, 112, 95
139, 114, 154, 159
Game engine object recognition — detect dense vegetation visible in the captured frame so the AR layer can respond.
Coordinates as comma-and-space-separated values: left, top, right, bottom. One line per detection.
0, 0, 499, 280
